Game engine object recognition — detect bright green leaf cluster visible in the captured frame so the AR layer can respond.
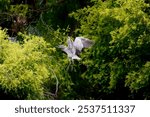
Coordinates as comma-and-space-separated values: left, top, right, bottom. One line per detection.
0, 29, 62, 99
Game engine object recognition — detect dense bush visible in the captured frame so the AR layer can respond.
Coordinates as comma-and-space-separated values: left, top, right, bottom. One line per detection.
0, 29, 72, 99
70, 0, 150, 99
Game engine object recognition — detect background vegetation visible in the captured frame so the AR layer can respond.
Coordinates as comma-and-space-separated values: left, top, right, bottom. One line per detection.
0, 0, 150, 99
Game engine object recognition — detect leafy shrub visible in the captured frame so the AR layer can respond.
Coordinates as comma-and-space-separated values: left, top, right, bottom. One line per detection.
0, 29, 66, 99
70, 0, 150, 99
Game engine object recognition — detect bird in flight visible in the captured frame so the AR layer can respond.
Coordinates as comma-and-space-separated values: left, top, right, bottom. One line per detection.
58, 37, 94, 61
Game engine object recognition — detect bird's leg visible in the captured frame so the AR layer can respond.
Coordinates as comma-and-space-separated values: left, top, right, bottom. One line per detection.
71, 59, 74, 64
67, 59, 74, 71
67, 58, 72, 71
67, 61, 71, 71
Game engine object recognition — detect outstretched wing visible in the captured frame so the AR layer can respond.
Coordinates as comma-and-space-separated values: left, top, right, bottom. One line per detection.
73, 37, 94, 51
58, 45, 69, 54
80, 37, 94, 48
58, 45, 66, 51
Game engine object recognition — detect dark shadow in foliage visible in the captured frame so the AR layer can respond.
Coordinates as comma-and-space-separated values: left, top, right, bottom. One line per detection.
0, 88, 19, 100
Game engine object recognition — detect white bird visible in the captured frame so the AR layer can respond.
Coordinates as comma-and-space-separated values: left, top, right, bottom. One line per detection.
58, 37, 94, 61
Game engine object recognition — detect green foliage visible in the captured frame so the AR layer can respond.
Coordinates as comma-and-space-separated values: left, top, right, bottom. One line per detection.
27, 0, 91, 34
126, 62, 150, 98
0, 29, 66, 99
0, 0, 10, 11
44, 0, 91, 29
29, 17, 70, 46
0, 0, 10, 25
70, 0, 150, 99
9, 4, 28, 17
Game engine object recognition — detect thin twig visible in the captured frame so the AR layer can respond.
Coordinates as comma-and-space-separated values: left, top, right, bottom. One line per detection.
49, 66, 59, 98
